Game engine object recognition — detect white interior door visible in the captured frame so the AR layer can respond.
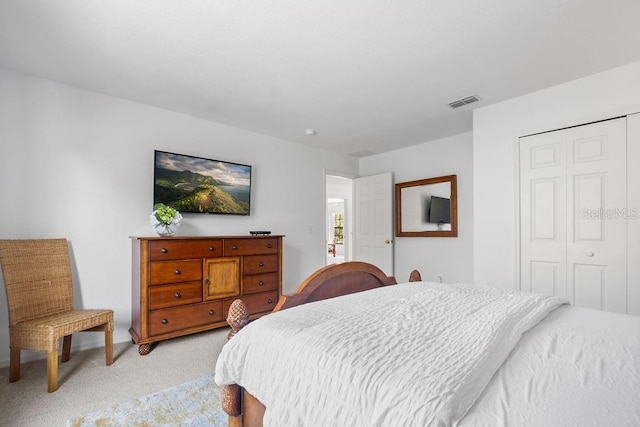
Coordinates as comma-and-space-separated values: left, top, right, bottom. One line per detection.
354, 172, 393, 276
520, 117, 628, 313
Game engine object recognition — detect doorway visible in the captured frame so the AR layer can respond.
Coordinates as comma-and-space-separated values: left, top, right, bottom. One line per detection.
325, 174, 353, 266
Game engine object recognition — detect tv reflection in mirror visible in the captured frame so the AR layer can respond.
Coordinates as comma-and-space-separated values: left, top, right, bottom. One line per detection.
153, 150, 251, 215
428, 196, 450, 224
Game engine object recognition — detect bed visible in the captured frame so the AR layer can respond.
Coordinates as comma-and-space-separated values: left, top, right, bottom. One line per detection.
214, 261, 640, 426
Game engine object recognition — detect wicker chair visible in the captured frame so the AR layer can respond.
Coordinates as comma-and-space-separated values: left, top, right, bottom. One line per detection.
0, 238, 114, 392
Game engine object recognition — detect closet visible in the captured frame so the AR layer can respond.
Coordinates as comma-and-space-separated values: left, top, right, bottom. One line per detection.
519, 116, 632, 313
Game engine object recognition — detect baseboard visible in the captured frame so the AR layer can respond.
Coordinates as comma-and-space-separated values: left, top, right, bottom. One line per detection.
0, 330, 132, 368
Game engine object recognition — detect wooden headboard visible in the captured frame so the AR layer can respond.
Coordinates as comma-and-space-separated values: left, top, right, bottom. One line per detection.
273, 261, 398, 311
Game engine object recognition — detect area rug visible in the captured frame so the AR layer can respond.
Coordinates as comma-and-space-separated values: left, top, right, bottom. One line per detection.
67, 373, 227, 426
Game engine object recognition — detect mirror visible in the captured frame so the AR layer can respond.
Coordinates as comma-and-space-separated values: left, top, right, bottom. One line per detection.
395, 174, 457, 237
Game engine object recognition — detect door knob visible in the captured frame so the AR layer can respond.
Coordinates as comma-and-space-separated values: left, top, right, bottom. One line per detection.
384, 240, 391, 244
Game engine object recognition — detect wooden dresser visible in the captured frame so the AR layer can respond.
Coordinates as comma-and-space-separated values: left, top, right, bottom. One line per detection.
129, 235, 283, 354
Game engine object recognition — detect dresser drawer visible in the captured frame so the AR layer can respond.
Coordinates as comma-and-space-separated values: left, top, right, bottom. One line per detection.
224, 238, 278, 256
243, 272, 278, 295
149, 281, 203, 310
149, 301, 223, 336
149, 239, 222, 261
149, 260, 202, 285
224, 290, 278, 317
242, 254, 278, 275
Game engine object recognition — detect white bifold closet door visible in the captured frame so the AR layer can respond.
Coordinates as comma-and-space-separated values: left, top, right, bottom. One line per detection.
520, 117, 627, 313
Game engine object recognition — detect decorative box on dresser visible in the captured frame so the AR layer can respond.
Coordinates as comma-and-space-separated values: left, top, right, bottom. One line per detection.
130, 235, 283, 355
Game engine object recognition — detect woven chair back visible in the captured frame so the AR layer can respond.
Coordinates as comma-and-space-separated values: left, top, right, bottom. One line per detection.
0, 239, 74, 326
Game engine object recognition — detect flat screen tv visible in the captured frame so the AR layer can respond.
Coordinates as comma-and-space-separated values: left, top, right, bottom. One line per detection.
428, 196, 450, 224
153, 150, 251, 216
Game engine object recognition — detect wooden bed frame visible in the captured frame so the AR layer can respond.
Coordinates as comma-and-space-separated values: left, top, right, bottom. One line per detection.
220, 261, 422, 427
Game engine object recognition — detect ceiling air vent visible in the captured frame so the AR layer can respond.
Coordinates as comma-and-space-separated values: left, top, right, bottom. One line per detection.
349, 149, 376, 158
448, 94, 480, 109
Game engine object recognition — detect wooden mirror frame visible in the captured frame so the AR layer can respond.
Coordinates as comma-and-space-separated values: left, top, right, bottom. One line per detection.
395, 174, 458, 237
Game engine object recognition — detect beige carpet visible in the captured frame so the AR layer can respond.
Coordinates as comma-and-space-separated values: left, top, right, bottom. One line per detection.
0, 328, 229, 426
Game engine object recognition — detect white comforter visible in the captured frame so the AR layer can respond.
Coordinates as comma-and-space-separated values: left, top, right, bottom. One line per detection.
215, 282, 566, 426
460, 305, 640, 427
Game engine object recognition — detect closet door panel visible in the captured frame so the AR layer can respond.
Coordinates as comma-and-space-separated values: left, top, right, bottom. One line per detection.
566, 118, 626, 313
520, 131, 567, 297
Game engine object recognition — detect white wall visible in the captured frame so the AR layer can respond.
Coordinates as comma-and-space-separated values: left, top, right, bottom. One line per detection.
359, 132, 473, 284
0, 68, 358, 365
473, 60, 640, 289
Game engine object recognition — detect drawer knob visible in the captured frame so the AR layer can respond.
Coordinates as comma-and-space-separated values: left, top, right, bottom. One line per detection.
204, 278, 210, 285
174, 292, 181, 299
258, 262, 264, 267
232, 245, 238, 250
267, 298, 273, 304
209, 309, 215, 315
174, 269, 181, 275
161, 318, 168, 324
209, 246, 215, 251
161, 248, 168, 253
267, 243, 272, 248
258, 281, 264, 286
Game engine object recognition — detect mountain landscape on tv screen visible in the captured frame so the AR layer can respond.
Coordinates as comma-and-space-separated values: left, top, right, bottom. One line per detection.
154, 168, 250, 215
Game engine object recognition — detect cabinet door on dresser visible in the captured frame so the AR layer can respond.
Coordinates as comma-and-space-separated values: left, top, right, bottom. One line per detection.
204, 257, 240, 300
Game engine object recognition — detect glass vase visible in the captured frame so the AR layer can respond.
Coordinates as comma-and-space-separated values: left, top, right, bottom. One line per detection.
154, 223, 178, 237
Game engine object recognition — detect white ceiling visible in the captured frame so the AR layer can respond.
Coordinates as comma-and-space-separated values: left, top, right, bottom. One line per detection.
2, 1, 640, 157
